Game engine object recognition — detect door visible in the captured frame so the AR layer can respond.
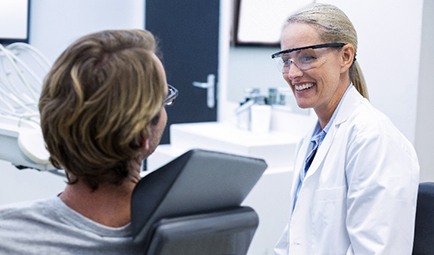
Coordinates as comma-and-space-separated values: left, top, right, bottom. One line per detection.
145, 0, 220, 144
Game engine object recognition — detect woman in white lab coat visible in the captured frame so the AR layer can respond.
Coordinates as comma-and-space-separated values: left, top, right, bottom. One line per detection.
272, 3, 420, 254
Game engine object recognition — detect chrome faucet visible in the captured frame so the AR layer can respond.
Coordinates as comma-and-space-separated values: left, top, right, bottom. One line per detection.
235, 88, 267, 130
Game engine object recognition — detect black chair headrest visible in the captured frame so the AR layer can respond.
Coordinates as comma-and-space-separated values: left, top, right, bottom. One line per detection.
131, 149, 267, 248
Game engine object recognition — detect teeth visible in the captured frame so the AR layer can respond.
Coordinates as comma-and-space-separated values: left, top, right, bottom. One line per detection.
295, 83, 314, 91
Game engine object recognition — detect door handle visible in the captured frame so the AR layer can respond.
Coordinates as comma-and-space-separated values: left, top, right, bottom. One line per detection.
192, 74, 215, 109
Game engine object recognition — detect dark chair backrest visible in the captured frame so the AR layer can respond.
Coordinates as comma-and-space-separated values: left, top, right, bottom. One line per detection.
146, 206, 259, 255
131, 149, 267, 254
413, 182, 434, 255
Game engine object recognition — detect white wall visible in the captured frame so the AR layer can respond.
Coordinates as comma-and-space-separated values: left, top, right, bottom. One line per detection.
415, 0, 434, 181
30, 0, 144, 62
0, 0, 144, 205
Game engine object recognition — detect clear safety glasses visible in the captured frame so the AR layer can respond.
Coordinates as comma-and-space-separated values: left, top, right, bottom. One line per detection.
271, 43, 346, 74
164, 84, 178, 106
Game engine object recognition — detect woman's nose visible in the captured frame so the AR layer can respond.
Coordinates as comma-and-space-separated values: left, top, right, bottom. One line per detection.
285, 62, 303, 80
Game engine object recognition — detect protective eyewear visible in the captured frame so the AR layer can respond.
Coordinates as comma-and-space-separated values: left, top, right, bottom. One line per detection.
271, 43, 346, 74
164, 84, 178, 106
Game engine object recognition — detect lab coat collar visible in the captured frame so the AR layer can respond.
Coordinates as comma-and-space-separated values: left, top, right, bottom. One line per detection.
303, 85, 364, 179
333, 85, 365, 126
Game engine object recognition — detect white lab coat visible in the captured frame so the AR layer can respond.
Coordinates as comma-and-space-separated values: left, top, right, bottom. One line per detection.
274, 86, 420, 255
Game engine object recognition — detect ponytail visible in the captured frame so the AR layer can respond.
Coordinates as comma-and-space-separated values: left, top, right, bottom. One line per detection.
350, 61, 369, 99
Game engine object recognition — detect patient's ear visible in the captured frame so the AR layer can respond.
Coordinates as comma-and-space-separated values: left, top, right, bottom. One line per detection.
141, 138, 151, 158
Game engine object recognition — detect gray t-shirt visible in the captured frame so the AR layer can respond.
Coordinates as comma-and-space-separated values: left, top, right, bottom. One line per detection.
0, 197, 142, 254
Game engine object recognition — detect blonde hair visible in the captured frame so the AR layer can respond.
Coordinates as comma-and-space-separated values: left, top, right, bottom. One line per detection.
39, 29, 166, 190
285, 3, 369, 98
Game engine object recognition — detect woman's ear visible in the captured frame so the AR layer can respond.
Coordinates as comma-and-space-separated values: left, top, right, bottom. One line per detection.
340, 44, 355, 73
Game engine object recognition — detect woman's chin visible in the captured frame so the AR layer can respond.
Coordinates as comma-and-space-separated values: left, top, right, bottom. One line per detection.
295, 100, 313, 109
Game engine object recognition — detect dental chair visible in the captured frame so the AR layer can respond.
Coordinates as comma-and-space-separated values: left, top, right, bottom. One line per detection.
412, 182, 434, 255
131, 149, 267, 255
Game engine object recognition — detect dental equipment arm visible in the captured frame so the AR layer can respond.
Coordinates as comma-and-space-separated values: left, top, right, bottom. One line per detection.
0, 115, 55, 171
0, 43, 62, 174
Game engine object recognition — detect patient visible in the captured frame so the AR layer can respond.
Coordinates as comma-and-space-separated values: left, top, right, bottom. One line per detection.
0, 29, 176, 254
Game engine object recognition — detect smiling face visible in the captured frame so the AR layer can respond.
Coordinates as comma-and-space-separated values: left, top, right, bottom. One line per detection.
280, 22, 352, 123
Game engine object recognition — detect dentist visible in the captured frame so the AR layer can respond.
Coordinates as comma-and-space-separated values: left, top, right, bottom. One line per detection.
272, 3, 419, 254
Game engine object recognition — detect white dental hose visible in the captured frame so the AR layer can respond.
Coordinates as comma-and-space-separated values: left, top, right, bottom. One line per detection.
0, 43, 64, 176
